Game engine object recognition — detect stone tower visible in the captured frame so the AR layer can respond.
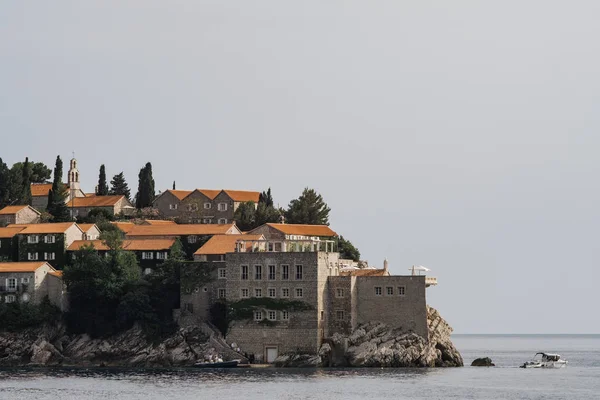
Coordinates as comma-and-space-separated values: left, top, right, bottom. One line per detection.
68, 158, 80, 191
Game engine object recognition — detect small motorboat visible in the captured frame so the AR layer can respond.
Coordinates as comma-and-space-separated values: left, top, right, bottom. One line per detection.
193, 360, 240, 369
520, 353, 568, 368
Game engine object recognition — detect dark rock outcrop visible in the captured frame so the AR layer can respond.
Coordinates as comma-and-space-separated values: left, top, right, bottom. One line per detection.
471, 357, 495, 366
0, 323, 235, 367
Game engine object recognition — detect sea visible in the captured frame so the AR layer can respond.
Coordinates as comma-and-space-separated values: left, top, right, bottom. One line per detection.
0, 334, 598, 400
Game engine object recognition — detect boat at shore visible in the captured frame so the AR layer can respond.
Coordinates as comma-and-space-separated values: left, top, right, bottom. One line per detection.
193, 360, 240, 368
520, 353, 568, 368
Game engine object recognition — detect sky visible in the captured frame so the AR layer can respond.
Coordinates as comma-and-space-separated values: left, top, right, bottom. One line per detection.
1, 1, 599, 334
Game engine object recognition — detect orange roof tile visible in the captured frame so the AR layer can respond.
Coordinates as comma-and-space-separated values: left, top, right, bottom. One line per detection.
0, 205, 40, 215
142, 220, 176, 225
126, 223, 240, 237
0, 226, 27, 238
68, 239, 176, 251
0, 262, 52, 273
222, 190, 260, 203
340, 268, 389, 277
70, 196, 125, 207
194, 234, 264, 255
264, 223, 337, 237
194, 189, 222, 199
30, 183, 54, 197
166, 190, 193, 200
77, 224, 99, 233
111, 222, 136, 233
49, 270, 63, 278
17, 222, 79, 234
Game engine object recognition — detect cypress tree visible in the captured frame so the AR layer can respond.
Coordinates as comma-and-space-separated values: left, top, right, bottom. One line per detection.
109, 172, 131, 201
97, 165, 108, 195
172, 181, 176, 190
135, 162, 155, 209
21, 157, 32, 205
47, 156, 71, 221
0, 158, 11, 208
259, 188, 274, 207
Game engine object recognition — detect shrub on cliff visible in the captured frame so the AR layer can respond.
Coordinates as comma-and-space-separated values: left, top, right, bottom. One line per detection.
0, 297, 61, 332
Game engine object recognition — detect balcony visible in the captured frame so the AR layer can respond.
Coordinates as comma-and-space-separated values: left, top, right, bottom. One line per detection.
235, 239, 337, 253
425, 277, 438, 287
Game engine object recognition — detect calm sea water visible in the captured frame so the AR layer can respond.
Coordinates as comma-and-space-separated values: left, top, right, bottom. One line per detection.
1, 335, 598, 400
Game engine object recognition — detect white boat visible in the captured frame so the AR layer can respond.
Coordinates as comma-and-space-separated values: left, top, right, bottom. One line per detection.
520, 353, 568, 368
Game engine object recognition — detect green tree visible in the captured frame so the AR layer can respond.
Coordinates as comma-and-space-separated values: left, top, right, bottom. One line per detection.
255, 202, 281, 226
20, 157, 32, 205
47, 156, 71, 222
285, 188, 331, 225
233, 201, 257, 231
172, 181, 176, 190
0, 158, 11, 208
259, 188, 274, 207
10, 160, 51, 184
337, 236, 361, 261
109, 172, 131, 200
135, 162, 155, 209
97, 164, 108, 195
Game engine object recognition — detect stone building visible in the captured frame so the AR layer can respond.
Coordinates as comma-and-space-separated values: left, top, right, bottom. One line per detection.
30, 158, 86, 211
77, 224, 101, 240
67, 239, 176, 274
0, 205, 41, 226
0, 261, 67, 310
153, 189, 260, 224
0, 226, 26, 262
68, 195, 134, 219
14, 222, 84, 270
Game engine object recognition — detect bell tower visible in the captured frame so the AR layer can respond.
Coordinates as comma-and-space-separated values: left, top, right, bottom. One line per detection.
68, 157, 80, 191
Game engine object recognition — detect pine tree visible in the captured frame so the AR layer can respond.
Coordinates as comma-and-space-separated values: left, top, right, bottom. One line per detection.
47, 156, 71, 221
109, 172, 131, 200
285, 188, 331, 225
97, 165, 108, 195
21, 157, 32, 205
0, 158, 11, 208
135, 162, 155, 209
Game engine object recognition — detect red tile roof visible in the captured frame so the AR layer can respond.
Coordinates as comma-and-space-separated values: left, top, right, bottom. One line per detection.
264, 223, 337, 237
0, 261, 52, 273
142, 220, 176, 225
126, 223, 240, 237
222, 190, 260, 203
0, 205, 39, 215
111, 222, 136, 233
77, 224, 99, 233
68, 239, 176, 251
161, 189, 260, 202
16, 222, 80, 235
167, 190, 193, 200
0, 226, 27, 238
70, 196, 125, 207
194, 234, 264, 255
30, 183, 54, 197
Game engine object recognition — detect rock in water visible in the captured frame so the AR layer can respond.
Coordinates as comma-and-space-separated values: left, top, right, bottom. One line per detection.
320, 306, 463, 368
471, 357, 495, 366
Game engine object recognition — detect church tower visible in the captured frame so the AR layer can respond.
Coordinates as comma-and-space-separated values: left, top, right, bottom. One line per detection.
68, 158, 80, 191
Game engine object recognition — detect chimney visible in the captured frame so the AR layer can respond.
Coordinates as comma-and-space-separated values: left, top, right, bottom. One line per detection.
383, 258, 389, 272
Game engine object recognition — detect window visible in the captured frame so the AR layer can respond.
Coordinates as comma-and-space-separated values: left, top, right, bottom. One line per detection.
142, 252, 154, 260
144, 268, 152, 275
375, 287, 382, 296
398, 286, 406, 296
188, 236, 197, 244
281, 288, 289, 298
21, 277, 29, 284
255, 288, 262, 298
218, 268, 226, 279
202, 218, 212, 224
44, 252, 56, 260
44, 235, 56, 244
5, 295, 16, 304
281, 265, 289, 280
157, 252, 168, 260
268, 265, 276, 280
295, 288, 303, 298
27, 235, 39, 244
188, 203, 198, 211
241, 265, 249, 280
336, 310, 345, 321
321, 310, 324, 320
268, 288, 276, 298
336, 288, 344, 298
254, 265, 262, 280
204, 203, 212, 209
218, 289, 226, 299
218, 203, 228, 211
27, 252, 38, 261
386, 287, 394, 296
241, 288, 249, 298
281, 311, 289, 321
254, 311, 262, 321
6, 278, 17, 291
185, 303, 194, 313
295, 265, 303, 280
169, 204, 178, 210
268, 311, 277, 321
218, 218, 227, 224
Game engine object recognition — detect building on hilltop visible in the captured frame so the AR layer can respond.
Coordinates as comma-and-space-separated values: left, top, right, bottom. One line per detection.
0, 205, 41, 226
67, 195, 134, 219
0, 261, 67, 310
152, 189, 260, 224
31, 158, 87, 211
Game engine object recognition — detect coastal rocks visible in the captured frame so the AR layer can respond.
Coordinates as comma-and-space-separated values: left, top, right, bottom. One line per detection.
319, 306, 463, 368
471, 357, 495, 367
274, 353, 321, 368
0, 323, 224, 367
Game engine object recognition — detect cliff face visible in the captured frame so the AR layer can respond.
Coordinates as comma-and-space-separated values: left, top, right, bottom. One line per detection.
281, 306, 463, 368
0, 324, 231, 367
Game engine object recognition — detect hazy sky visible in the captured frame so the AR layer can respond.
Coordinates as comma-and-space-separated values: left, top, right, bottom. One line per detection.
1, 1, 599, 333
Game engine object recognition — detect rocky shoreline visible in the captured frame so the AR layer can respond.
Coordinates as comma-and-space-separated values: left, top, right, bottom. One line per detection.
0, 306, 462, 368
